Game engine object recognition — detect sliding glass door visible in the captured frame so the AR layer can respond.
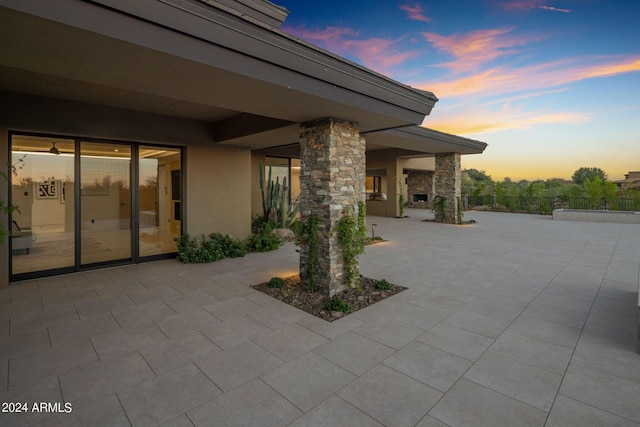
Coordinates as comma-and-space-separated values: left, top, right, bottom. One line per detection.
10, 136, 76, 275
10, 134, 182, 279
139, 146, 181, 257
80, 142, 132, 265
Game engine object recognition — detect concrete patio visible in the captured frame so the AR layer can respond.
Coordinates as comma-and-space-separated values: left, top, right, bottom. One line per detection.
1, 209, 639, 426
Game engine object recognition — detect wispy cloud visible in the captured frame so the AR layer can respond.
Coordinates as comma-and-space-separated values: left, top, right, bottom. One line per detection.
422, 27, 545, 73
400, 3, 432, 22
538, 5, 572, 13
412, 56, 640, 99
502, 1, 573, 13
283, 25, 419, 74
425, 105, 590, 135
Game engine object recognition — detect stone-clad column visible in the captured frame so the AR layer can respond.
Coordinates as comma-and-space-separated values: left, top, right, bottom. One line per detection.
299, 118, 365, 300
434, 153, 461, 224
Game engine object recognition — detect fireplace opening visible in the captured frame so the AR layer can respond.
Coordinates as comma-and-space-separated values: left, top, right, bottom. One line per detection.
413, 194, 428, 203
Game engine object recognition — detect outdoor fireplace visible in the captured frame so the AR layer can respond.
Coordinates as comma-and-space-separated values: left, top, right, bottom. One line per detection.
413, 194, 428, 203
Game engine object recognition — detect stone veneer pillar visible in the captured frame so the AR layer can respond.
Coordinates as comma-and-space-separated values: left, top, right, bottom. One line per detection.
434, 152, 461, 224
299, 118, 365, 300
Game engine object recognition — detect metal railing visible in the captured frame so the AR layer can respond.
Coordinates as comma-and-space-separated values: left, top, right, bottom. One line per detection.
464, 196, 640, 214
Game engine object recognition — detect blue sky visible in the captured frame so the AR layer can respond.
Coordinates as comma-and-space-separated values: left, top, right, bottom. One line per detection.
275, 0, 640, 181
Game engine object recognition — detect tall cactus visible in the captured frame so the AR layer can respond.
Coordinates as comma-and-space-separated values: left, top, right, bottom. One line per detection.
259, 162, 298, 228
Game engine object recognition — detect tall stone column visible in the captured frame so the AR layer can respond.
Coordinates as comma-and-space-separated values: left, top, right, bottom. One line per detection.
434, 152, 461, 224
299, 118, 365, 300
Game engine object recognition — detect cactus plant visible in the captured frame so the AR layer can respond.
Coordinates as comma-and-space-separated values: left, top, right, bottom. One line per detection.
259, 163, 299, 228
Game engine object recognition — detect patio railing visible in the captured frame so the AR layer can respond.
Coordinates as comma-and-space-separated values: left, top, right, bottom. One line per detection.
464, 196, 640, 214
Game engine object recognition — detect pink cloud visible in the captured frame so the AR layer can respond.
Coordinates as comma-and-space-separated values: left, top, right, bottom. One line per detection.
422, 27, 546, 73
284, 26, 359, 53
283, 25, 420, 74
400, 3, 432, 22
413, 56, 640, 99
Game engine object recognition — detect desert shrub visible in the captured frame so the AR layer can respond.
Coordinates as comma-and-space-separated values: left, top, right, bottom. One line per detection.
268, 277, 284, 288
174, 233, 246, 263
324, 298, 350, 313
209, 232, 247, 258
376, 279, 391, 291
247, 222, 282, 252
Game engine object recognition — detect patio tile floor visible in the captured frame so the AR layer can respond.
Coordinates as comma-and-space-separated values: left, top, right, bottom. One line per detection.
1, 209, 639, 426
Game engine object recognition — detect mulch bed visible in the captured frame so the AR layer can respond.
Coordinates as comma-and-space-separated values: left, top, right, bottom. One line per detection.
253, 275, 407, 322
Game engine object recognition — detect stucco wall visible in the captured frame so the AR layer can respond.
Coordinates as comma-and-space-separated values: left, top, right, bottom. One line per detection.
186, 144, 251, 239
366, 149, 402, 217
553, 209, 640, 224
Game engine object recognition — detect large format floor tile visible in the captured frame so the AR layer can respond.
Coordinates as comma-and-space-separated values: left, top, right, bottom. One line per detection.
383, 341, 472, 392
559, 362, 640, 423
117, 363, 221, 426
338, 364, 442, 427
195, 341, 283, 392
464, 351, 563, 411
312, 331, 395, 375
429, 379, 547, 427
187, 379, 302, 427
261, 352, 356, 412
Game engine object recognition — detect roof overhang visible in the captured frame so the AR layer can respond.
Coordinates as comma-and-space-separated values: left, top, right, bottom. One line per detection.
364, 125, 488, 155
0, 0, 438, 147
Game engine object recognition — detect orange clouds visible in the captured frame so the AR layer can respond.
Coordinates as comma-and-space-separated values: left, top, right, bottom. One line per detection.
400, 4, 431, 22
424, 106, 590, 135
413, 56, 640, 99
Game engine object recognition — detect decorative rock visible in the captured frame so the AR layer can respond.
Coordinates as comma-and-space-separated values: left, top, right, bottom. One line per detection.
331, 311, 344, 319
272, 228, 296, 242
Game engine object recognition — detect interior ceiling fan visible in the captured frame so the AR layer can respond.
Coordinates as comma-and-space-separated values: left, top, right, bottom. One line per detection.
24, 141, 62, 156
49, 142, 60, 155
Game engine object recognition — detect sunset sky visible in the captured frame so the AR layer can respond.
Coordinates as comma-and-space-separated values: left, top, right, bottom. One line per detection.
276, 0, 640, 181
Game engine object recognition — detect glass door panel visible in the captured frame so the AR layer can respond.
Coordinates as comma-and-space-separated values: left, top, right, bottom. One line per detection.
80, 142, 131, 265
139, 146, 181, 257
11, 136, 76, 274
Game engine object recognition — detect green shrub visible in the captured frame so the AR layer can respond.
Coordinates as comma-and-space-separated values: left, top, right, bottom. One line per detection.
376, 279, 391, 291
247, 222, 282, 252
209, 232, 247, 258
324, 298, 350, 313
268, 277, 284, 288
174, 233, 246, 263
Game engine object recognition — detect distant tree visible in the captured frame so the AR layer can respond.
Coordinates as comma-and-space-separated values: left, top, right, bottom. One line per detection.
583, 177, 618, 209
465, 168, 492, 183
572, 167, 607, 185
562, 184, 584, 199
